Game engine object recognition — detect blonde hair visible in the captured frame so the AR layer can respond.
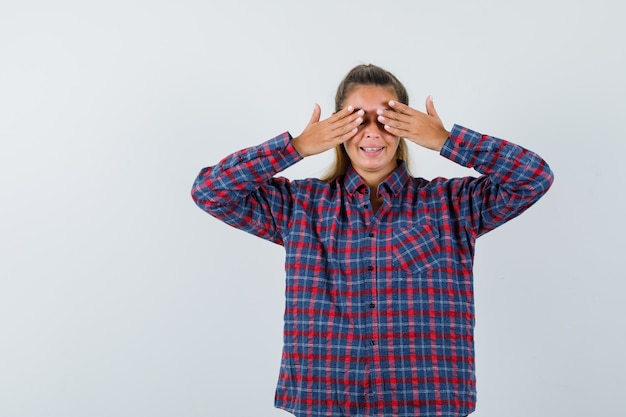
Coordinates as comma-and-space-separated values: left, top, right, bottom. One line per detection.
321, 64, 411, 182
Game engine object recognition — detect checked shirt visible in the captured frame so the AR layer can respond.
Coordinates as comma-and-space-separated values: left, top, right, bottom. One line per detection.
191, 124, 554, 417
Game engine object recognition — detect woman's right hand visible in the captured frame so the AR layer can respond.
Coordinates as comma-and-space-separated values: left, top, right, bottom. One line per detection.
291, 104, 364, 157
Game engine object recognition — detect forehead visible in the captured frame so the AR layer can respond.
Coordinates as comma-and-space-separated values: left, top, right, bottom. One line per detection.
344, 85, 398, 110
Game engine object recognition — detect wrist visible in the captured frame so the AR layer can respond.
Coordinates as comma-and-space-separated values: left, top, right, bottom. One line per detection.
290, 136, 308, 158
434, 129, 451, 152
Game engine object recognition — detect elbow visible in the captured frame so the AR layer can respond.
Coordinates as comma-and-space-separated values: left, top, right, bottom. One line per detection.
526, 160, 554, 203
190, 172, 215, 210
190, 166, 218, 205
190, 185, 203, 207
540, 160, 555, 195
190, 178, 203, 206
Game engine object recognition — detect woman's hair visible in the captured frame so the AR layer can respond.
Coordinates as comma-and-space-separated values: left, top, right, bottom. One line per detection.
321, 64, 411, 182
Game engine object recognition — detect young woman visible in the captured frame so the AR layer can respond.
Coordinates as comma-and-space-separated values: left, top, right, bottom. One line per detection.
192, 64, 554, 417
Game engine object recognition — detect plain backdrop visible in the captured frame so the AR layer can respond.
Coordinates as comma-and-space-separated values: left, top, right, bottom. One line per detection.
1, 1, 624, 416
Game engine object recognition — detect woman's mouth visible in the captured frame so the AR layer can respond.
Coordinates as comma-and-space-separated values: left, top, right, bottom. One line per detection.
361, 147, 384, 153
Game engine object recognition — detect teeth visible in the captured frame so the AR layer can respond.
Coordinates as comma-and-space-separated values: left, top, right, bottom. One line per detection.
362, 147, 383, 152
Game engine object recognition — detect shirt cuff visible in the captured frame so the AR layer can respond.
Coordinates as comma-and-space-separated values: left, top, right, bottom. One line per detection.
253, 131, 304, 171
440, 124, 486, 168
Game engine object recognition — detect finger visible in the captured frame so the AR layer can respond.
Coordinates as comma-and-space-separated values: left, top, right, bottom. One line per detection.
324, 105, 354, 131
331, 104, 356, 122
330, 108, 364, 133
377, 108, 415, 127
425, 95, 439, 118
309, 103, 321, 124
331, 111, 363, 137
381, 115, 411, 133
328, 108, 363, 141
382, 123, 409, 138
376, 108, 411, 132
336, 124, 359, 143
388, 100, 415, 115
384, 101, 424, 122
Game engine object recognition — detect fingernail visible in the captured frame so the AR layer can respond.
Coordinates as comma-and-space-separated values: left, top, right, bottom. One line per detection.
358, 109, 365, 116
389, 100, 395, 106
347, 105, 353, 111
356, 117, 363, 124
429, 95, 434, 102
378, 115, 385, 122
376, 109, 383, 115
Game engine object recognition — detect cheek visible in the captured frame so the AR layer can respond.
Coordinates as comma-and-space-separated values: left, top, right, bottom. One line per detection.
343, 138, 356, 152
386, 137, 401, 151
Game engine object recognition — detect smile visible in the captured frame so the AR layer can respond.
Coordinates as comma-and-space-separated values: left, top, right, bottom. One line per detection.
361, 147, 384, 153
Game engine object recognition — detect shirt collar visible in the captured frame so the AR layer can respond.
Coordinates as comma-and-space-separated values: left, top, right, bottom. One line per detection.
343, 161, 411, 197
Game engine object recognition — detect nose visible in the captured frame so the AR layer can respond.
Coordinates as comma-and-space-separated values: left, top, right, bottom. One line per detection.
363, 116, 383, 138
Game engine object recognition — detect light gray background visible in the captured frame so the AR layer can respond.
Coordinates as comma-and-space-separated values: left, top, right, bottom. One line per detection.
1, 1, 624, 416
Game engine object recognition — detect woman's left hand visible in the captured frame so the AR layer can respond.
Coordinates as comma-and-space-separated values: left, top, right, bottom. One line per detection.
376, 96, 450, 152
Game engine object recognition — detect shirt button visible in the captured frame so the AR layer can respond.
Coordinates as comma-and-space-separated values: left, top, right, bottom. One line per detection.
369, 303, 375, 308
367, 266, 374, 271
364, 204, 369, 209
368, 232, 374, 237
369, 340, 376, 346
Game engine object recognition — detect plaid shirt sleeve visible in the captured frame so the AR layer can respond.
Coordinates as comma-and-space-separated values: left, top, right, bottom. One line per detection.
440, 124, 554, 237
191, 132, 302, 246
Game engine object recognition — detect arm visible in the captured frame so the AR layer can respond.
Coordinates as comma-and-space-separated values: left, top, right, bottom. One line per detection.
191, 132, 302, 245
191, 104, 364, 245
441, 125, 554, 236
378, 96, 554, 236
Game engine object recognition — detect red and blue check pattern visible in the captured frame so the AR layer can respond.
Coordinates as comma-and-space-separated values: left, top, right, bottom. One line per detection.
192, 125, 553, 417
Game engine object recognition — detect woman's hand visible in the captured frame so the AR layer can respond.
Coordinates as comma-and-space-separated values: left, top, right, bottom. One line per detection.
291, 104, 365, 157
376, 96, 450, 152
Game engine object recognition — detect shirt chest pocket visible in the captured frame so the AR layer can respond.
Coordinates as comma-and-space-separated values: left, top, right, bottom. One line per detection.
392, 224, 441, 275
